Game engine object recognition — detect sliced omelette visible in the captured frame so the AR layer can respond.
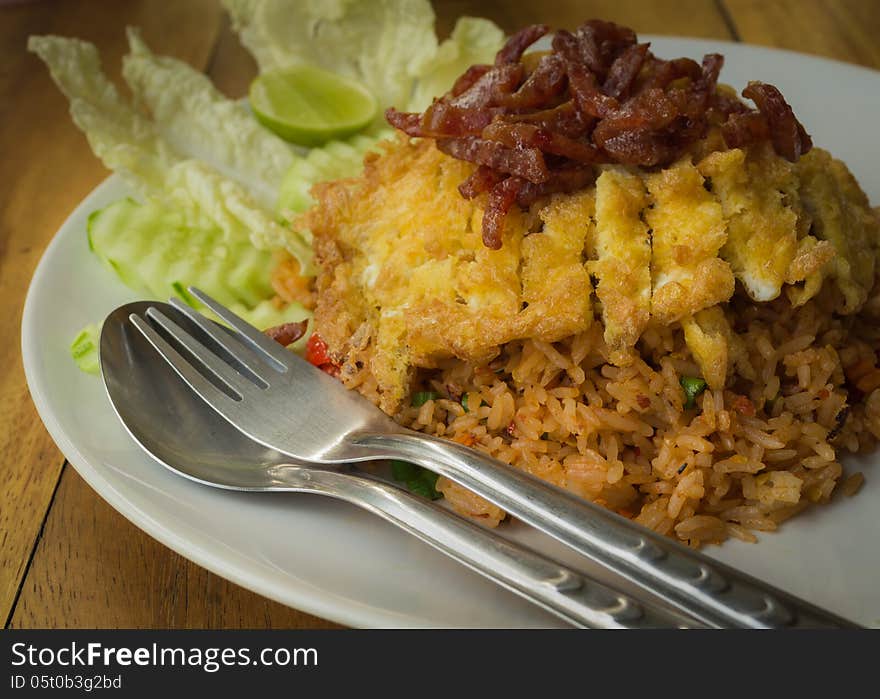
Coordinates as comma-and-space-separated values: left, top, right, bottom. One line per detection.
796, 148, 879, 312
306, 137, 594, 412
307, 134, 878, 410
591, 168, 651, 357
646, 158, 734, 324
697, 144, 836, 305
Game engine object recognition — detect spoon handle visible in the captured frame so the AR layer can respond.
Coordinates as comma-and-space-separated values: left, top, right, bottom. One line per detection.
270, 464, 698, 628
354, 431, 858, 629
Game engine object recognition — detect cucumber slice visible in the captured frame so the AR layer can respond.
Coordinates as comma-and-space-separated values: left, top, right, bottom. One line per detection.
276, 132, 387, 220
70, 324, 101, 375
88, 198, 274, 308
77, 198, 316, 375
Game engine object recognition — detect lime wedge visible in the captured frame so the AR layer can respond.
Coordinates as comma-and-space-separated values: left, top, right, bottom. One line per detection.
249, 65, 377, 147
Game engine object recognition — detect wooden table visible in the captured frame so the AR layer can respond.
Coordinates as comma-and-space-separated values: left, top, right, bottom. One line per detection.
2, 0, 878, 629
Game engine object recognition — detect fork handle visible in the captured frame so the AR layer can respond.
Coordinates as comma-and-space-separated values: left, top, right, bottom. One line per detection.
273, 465, 697, 628
353, 431, 858, 629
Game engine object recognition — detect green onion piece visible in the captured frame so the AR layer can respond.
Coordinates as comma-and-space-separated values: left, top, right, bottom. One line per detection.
406, 479, 431, 499
390, 461, 442, 500
680, 376, 707, 409
408, 471, 442, 501
390, 460, 420, 482
461, 394, 490, 413
421, 470, 439, 489
406, 478, 435, 500
171, 281, 199, 308
411, 390, 440, 407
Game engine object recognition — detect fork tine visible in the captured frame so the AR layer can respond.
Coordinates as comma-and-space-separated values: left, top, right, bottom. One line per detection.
130, 314, 244, 411
144, 307, 263, 400
168, 297, 275, 385
186, 287, 296, 372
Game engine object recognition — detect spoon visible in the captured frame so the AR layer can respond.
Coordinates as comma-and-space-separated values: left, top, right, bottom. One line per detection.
99, 300, 699, 629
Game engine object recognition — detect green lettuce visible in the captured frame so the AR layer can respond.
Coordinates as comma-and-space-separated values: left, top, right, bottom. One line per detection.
122, 28, 297, 212
408, 17, 505, 111
28, 35, 175, 192
223, 0, 440, 121
28, 33, 313, 274
223, 0, 505, 122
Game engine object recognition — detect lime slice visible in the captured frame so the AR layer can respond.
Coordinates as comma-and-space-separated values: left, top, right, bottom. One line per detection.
249, 65, 377, 147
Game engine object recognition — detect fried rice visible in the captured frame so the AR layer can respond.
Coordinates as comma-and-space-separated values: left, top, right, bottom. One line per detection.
330, 280, 880, 547
295, 132, 880, 547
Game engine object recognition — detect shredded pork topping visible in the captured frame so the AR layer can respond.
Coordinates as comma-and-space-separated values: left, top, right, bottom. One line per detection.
386, 19, 812, 249
264, 319, 309, 347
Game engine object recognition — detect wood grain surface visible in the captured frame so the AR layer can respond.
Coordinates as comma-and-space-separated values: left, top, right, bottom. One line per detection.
2, 0, 878, 629
9, 468, 341, 629
725, 0, 880, 68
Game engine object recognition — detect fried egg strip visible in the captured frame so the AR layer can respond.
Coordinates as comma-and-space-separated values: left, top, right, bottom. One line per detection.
796, 149, 878, 313
698, 145, 799, 302
591, 168, 651, 356
646, 158, 733, 324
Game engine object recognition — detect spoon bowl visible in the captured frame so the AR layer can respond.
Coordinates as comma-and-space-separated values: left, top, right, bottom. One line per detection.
101, 301, 289, 490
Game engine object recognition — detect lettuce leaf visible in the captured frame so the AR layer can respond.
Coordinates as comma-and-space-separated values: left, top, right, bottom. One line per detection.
122, 27, 296, 212
223, 0, 504, 116
28, 33, 314, 274
408, 17, 505, 111
28, 35, 175, 194
222, 0, 439, 119
161, 160, 313, 271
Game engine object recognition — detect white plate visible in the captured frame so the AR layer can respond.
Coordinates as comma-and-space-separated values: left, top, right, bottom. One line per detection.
22, 37, 880, 628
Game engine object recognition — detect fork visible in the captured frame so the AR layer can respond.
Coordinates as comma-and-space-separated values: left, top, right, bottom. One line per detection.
128, 286, 857, 629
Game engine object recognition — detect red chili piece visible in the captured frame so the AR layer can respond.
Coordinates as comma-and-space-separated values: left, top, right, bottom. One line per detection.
306, 333, 341, 377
